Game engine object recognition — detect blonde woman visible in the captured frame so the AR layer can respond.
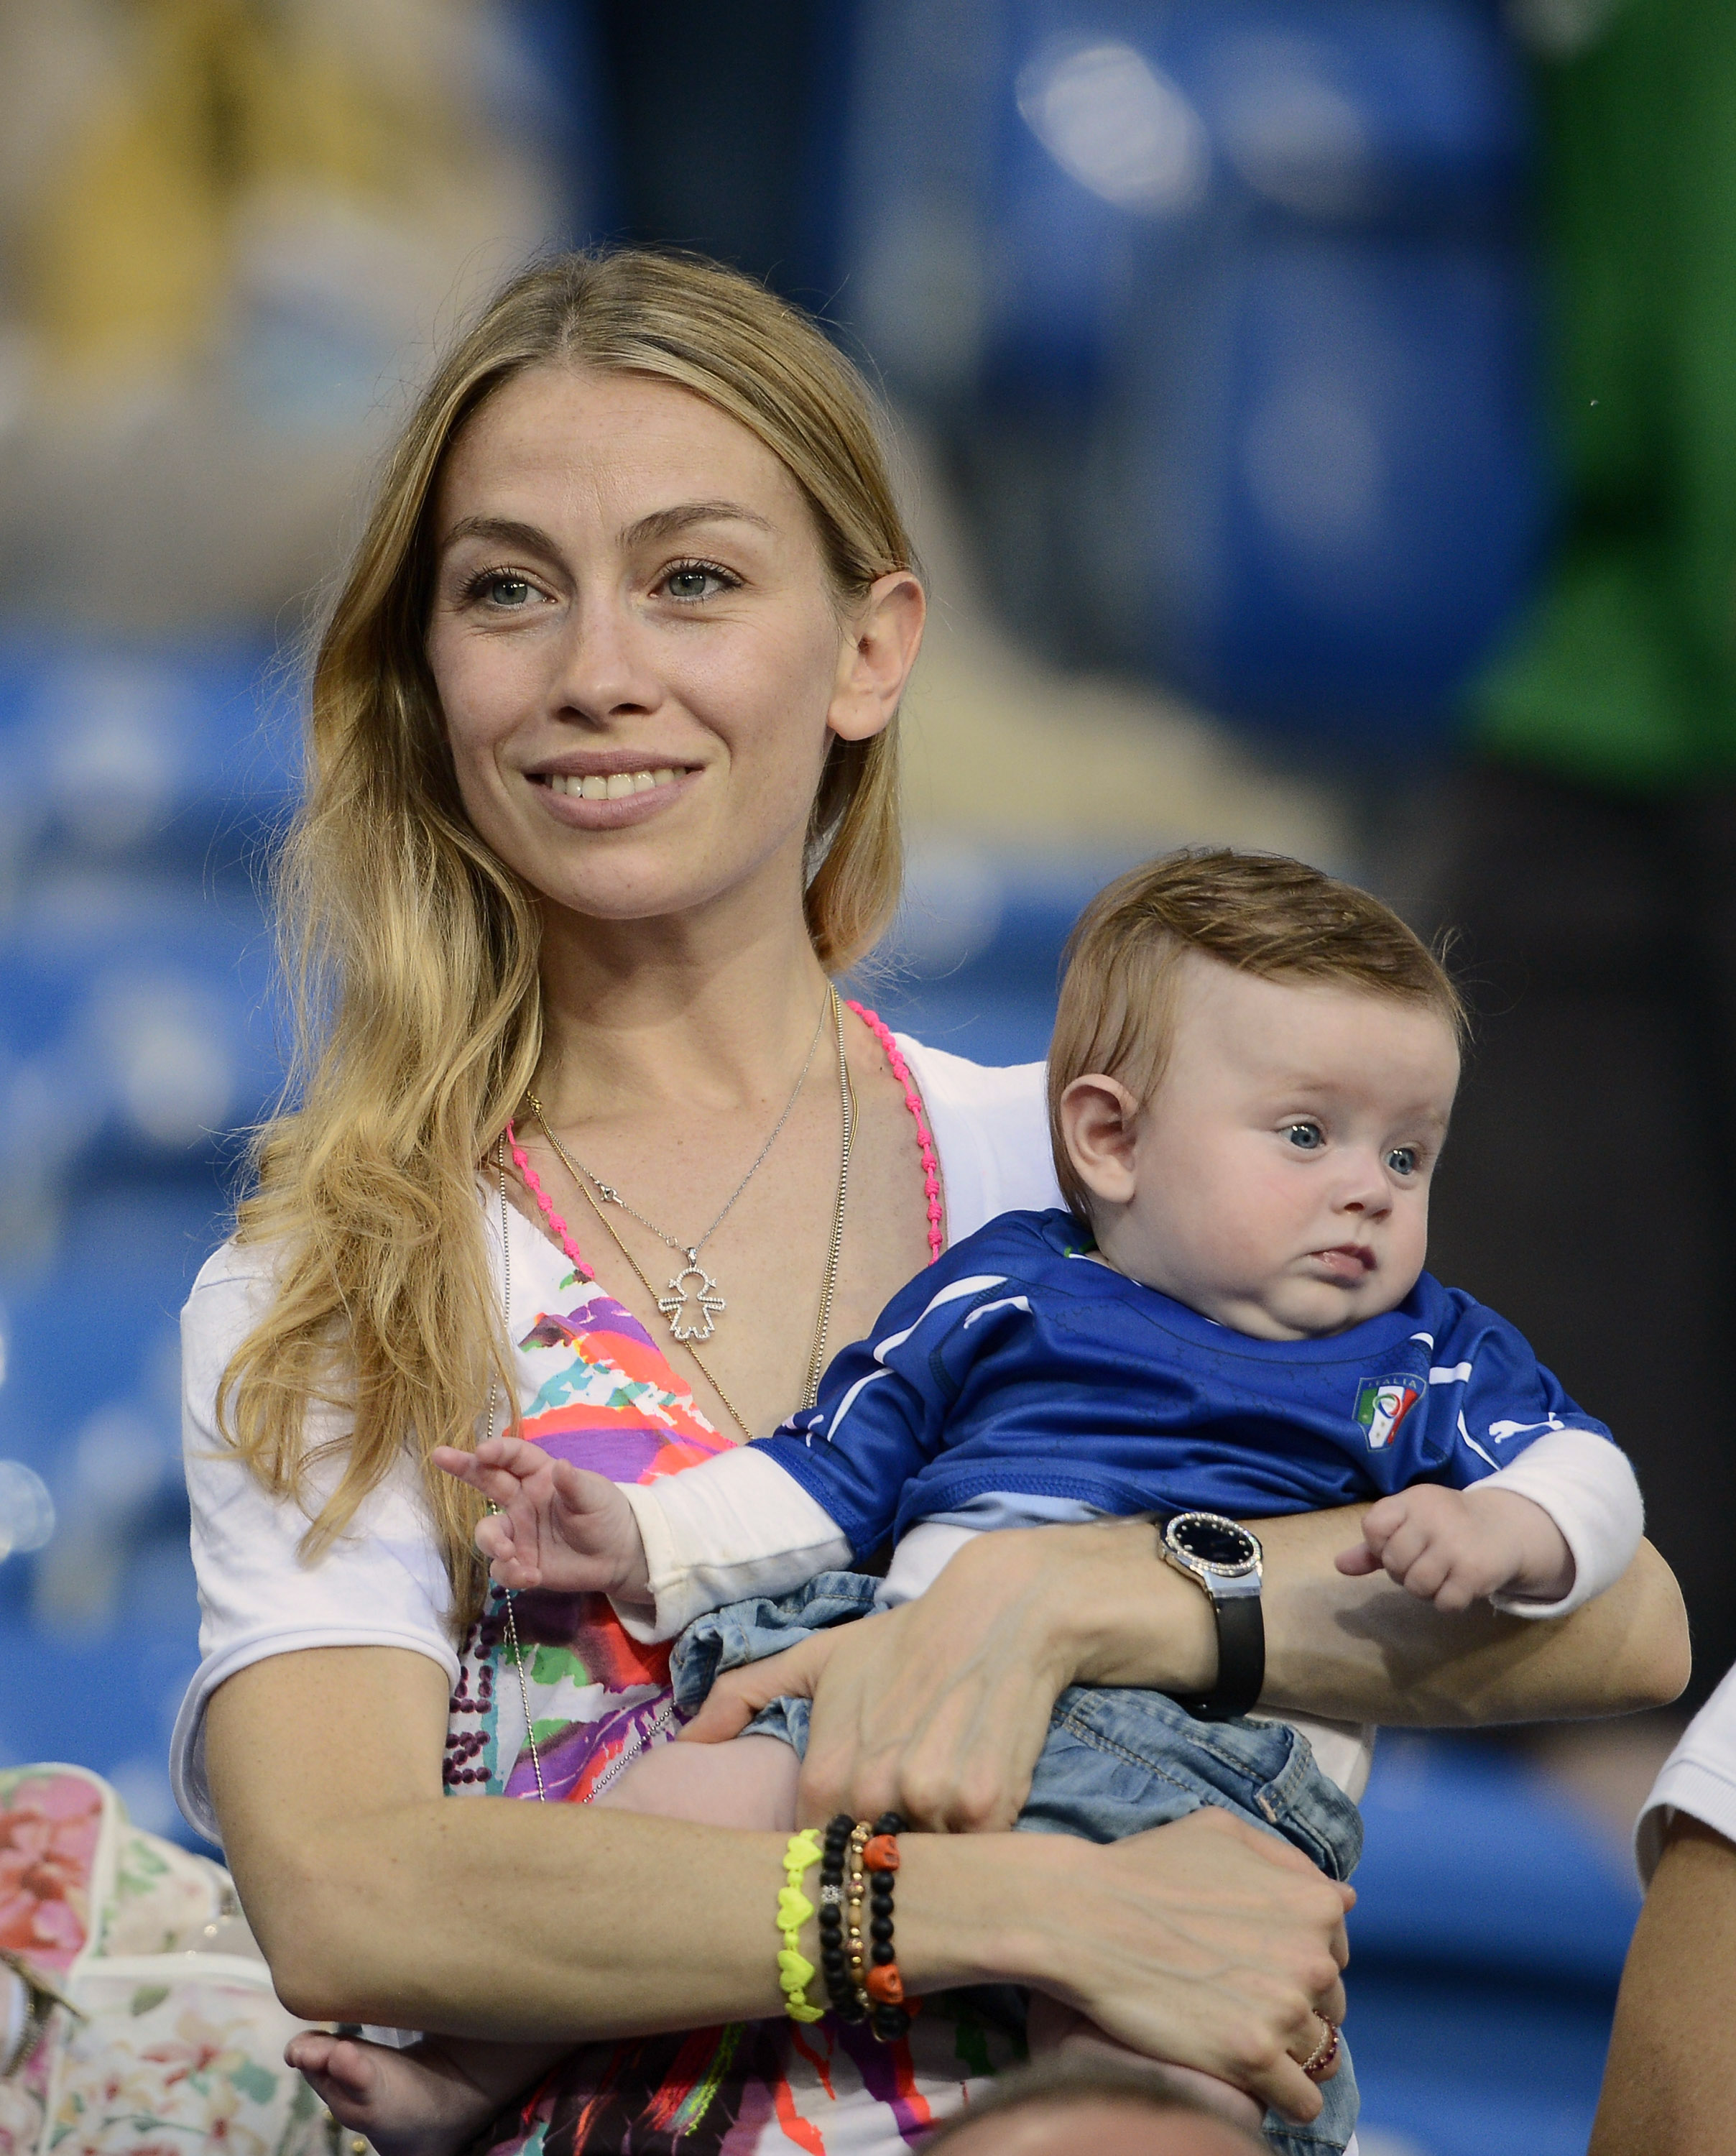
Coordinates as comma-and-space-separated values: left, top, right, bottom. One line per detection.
166, 252, 1687, 2156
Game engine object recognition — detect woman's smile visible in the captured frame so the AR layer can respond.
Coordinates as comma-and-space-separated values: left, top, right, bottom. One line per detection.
527, 757, 701, 829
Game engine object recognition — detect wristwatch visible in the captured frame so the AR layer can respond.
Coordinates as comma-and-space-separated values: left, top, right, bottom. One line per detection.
1160, 1511, 1265, 1720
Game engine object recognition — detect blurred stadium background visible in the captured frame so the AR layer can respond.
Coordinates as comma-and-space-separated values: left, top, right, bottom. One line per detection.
1, 4, 1727, 2150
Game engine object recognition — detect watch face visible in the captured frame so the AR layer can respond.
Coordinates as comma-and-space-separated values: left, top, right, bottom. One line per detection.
1168, 1514, 1258, 1571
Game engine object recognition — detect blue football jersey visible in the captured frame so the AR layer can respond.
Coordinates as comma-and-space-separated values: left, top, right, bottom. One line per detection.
753, 1210, 1613, 1557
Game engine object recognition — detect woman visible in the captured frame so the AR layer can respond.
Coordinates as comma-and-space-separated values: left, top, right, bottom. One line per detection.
170, 250, 1687, 2155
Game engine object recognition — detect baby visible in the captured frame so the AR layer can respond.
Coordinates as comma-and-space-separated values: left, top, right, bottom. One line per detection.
292, 849, 1643, 2155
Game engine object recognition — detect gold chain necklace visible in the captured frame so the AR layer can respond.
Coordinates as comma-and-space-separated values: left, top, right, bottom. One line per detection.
528, 985, 856, 1441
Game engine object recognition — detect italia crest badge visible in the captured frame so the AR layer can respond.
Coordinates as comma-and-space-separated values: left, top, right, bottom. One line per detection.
1354, 1376, 1423, 1451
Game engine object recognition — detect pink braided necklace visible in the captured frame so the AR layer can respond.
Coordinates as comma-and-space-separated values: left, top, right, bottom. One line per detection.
504, 998, 943, 1297
846, 1000, 944, 1263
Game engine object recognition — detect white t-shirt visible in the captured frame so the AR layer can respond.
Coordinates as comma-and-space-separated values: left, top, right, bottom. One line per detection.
170, 1036, 1061, 1838
1635, 1660, 1736, 1883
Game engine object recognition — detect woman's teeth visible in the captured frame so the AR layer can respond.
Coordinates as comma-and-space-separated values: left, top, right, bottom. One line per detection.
545, 768, 678, 801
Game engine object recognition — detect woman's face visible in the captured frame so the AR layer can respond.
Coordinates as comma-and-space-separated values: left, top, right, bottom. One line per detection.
425, 364, 920, 929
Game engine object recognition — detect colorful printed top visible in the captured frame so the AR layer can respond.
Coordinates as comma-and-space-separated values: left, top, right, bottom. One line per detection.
453, 1214, 1023, 2155
175, 1038, 1063, 2152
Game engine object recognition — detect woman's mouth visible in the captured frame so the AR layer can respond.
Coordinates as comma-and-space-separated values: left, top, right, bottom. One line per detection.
537, 766, 683, 801
527, 763, 698, 828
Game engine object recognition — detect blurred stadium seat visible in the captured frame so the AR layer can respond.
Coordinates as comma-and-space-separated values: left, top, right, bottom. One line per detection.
827, 0, 1548, 748
1350, 1736, 1639, 2156
0, 637, 289, 1849
0, 645, 298, 878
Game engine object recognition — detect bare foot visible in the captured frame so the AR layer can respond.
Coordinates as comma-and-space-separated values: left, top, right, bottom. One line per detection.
1024, 1994, 1266, 2132
285, 2032, 498, 2156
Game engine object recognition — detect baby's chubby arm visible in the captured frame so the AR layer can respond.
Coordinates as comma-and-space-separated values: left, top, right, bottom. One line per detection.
431, 1438, 652, 1603
1335, 1484, 1572, 1613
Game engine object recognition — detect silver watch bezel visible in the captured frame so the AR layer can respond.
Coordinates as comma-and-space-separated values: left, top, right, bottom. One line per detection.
1161, 1511, 1264, 1593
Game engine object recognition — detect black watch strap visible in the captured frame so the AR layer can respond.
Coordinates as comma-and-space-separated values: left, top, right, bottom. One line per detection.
1175, 1589, 1265, 1721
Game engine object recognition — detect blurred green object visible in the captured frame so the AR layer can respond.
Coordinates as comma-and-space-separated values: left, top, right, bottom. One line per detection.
1474, 0, 1736, 791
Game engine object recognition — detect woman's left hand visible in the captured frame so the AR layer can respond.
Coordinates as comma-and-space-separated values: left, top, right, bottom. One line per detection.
679, 1516, 1207, 1830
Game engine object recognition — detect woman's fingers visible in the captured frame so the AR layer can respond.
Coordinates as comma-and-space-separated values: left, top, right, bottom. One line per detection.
1032, 1807, 1352, 2123
794, 1539, 1074, 1830
678, 1631, 841, 1744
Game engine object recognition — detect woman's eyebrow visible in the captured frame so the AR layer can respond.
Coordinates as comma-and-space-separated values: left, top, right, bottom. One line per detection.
440, 514, 556, 556
621, 500, 777, 546
440, 503, 777, 556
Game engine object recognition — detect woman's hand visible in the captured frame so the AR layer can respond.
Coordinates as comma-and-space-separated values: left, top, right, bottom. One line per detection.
1054, 1810, 1352, 2124
680, 1518, 1211, 1829
898, 1807, 1352, 2125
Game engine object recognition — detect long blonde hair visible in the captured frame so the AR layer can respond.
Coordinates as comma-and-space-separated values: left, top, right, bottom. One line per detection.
223, 250, 915, 1622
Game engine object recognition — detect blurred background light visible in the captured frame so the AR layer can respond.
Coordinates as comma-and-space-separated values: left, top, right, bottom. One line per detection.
1017, 40, 1210, 216
0, 1460, 55, 1563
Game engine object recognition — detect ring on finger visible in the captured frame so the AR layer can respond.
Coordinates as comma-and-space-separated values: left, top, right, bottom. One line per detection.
1298, 2017, 1340, 2081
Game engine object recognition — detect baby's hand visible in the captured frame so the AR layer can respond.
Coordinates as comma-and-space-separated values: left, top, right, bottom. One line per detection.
430, 1437, 652, 1603
1334, 1484, 1574, 1612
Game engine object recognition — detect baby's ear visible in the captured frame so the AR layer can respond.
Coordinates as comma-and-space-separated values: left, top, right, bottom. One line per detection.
1058, 1074, 1142, 1206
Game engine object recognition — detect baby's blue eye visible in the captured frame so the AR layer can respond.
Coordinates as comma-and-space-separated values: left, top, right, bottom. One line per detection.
1386, 1146, 1418, 1176
1285, 1123, 1324, 1151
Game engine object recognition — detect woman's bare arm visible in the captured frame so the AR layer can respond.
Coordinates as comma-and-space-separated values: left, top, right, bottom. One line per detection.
1589, 1815, 1736, 2155
684, 1511, 1689, 1830
1237, 1509, 1686, 1726
207, 1644, 1352, 2122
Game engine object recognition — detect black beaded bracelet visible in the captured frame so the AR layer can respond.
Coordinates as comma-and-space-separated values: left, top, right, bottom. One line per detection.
816, 1811, 914, 2040
818, 1813, 864, 2022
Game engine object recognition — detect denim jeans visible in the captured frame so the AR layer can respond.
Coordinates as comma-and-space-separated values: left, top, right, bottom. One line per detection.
673, 1570, 1363, 2156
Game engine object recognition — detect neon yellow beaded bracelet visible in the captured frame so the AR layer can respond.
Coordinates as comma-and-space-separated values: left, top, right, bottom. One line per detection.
776, 1827, 826, 2024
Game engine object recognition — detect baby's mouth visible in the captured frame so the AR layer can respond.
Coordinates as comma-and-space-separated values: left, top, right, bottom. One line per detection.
1311, 1245, 1375, 1283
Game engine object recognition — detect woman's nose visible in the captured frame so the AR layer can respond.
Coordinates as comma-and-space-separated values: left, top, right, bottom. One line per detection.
549, 592, 663, 722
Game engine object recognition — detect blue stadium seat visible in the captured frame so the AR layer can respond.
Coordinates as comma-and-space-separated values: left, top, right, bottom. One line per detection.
0, 643, 296, 881
1349, 1736, 1639, 2156
0, 875, 281, 1187
826, 0, 1548, 747
0, 1181, 226, 1593
0, 1182, 226, 1843
0, 1626, 209, 1848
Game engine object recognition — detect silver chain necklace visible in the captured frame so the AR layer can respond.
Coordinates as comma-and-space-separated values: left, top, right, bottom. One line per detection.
528, 990, 829, 1345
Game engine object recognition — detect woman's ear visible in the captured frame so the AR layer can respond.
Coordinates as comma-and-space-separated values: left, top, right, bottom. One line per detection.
1058, 1074, 1143, 1207
827, 570, 925, 742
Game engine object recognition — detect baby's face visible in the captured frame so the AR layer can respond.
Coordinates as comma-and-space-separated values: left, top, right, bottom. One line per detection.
1088, 957, 1459, 1341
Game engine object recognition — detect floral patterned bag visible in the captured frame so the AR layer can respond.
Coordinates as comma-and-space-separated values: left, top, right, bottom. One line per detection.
0, 1764, 329, 2156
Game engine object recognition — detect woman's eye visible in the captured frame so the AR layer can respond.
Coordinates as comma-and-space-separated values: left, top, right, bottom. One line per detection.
660, 563, 734, 603
1386, 1146, 1418, 1176
470, 571, 537, 609
1285, 1123, 1324, 1151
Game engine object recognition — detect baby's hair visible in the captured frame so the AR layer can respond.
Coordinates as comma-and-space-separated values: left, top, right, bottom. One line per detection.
1046, 847, 1467, 1220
